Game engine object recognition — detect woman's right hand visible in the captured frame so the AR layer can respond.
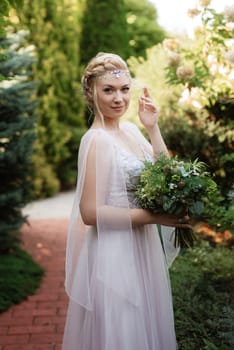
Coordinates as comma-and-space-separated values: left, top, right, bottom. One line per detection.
130, 208, 192, 229
148, 211, 192, 229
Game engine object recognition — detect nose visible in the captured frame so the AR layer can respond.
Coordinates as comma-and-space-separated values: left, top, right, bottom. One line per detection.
113, 91, 123, 103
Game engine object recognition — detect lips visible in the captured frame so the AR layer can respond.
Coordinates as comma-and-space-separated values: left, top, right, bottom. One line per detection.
112, 106, 124, 110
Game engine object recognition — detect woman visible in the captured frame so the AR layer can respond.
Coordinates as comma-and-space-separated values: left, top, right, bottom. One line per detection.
62, 52, 190, 350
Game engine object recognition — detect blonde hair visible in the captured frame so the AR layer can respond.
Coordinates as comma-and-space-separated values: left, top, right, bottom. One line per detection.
81, 52, 130, 126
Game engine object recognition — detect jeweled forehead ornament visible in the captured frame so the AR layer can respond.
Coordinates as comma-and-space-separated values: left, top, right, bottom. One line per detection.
98, 70, 130, 79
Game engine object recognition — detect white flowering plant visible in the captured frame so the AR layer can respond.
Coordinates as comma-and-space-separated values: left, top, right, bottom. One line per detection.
164, 5, 234, 91
135, 154, 218, 248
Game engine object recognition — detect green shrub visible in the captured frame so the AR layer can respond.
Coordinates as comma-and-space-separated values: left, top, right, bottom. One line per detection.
171, 241, 234, 349
31, 141, 60, 199
0, 31, 37, 252
0, 247, 44, 312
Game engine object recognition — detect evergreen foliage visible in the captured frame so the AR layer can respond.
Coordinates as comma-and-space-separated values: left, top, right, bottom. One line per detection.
0, 246, 44, 312
17, 0, 86, 196
125, 0, 166, 58
0, 31, 37, 253
79, 0, 131, 66
0, 1, 22, 36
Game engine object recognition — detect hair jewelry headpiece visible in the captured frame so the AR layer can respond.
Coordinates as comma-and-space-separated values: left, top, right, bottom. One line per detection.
82, 70, 131, 95
110, 70, 129, 78
98, 70, 130, 79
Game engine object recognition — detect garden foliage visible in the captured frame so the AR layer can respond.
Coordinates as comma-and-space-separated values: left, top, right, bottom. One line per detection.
125, 0, 165, 58
127, 4, 234, 232
79, 0, 131, 66
0, 30, 37, 252
163, 4, 234, 198
16, 0, 86, 196
171, 240, 234, 349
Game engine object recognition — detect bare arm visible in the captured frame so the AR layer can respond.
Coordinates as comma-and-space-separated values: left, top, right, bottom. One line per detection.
79, 139, 97, 226
147, 124, 169, 158
80, 136, 190, 229
138, 87, 169, 158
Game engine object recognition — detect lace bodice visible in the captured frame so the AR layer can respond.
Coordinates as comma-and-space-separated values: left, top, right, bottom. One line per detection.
108, 147, 152, 208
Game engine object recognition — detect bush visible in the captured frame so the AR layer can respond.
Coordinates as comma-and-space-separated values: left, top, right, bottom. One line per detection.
0, 246, 44, 312
0, 31, 37, 252
171, 241, 234, 349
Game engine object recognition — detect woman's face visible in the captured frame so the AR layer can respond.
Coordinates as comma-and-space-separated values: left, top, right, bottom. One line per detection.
94, 72, 131, 120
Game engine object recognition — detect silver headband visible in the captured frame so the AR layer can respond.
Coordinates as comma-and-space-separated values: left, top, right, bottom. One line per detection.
97, 70, 130, 79
82, 70, 131, 94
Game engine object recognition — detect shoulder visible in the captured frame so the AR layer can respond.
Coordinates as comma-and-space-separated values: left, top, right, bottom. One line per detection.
80, 128, 112, 148
121, 121, 139, 131
121, 121, 144, 137
79, 128, 114, 159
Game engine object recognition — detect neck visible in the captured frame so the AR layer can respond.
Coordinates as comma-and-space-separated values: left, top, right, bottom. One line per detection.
92, 117, 120, 131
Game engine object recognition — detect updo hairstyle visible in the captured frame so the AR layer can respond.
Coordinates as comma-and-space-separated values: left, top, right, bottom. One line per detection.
81, 52, 129, 107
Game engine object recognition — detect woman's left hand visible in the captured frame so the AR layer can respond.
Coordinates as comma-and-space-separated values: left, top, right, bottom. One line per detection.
138, 87, 158, 130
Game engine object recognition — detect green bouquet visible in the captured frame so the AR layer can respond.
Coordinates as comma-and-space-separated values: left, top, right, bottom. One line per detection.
136, 154, 218, 248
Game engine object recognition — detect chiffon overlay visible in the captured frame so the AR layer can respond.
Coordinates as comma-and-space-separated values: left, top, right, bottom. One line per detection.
62, 122, 180, 350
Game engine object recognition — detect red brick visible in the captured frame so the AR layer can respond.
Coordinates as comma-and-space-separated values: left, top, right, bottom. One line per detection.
0, 334, 29, 344
55, 345, 62, 350
30, 333, 62, 344
33, 316, 65, 326
36, 301, 65, 309
28, 293, 59, 302
0, 326, 8, 335
0, 317, 34, 326
12, 301, 37, 310
8, 325, 55, 335
58, 293, 68, 301
11, 309, 34, 318
0, 219, 68, 348
4, 345, 54, 350
0, 316, 14, 325
57, 308, 67, 316
32, 309, 57, 316
0, 309, 13, 319
56, 324, 65, 334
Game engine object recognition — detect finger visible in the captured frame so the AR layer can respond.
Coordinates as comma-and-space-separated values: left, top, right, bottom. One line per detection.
143, 87, 151, 98
138, 97, 145, 111
178, 216, 190, 224
140, 96, 151, 102
141, 102, 158, 113
176, 223, 192, 229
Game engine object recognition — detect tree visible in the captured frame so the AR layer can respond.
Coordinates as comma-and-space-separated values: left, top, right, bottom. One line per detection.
164, 3, 234, 198
0, 30, 37, 253
15, 0, 86, 195
125, 0, 166, 58
0, 1, 23, 75
79, 0, 131, 66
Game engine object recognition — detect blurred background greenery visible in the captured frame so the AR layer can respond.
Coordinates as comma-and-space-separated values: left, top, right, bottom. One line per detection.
0, 1, 233, 347
1, 0, 233, 251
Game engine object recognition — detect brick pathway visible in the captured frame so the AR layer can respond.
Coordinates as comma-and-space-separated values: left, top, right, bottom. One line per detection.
0, 219, 69, 350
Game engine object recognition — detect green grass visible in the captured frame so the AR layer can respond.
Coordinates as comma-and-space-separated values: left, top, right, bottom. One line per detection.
0, 247, 44, 313
170, 240, 234, 350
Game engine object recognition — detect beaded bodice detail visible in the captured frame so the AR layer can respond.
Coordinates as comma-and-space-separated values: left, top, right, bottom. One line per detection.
107, 146, 152, 209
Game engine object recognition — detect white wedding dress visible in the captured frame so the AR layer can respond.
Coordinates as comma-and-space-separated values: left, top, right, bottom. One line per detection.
62, 122, 179, 350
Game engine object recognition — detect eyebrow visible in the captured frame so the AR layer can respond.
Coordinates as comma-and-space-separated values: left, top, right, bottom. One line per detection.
102, 84, 130, 88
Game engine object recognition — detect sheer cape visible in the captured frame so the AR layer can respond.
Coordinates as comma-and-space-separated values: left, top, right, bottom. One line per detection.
65, 122, 179, 310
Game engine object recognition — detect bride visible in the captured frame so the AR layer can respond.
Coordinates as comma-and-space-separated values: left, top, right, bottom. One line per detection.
62, 52, 190, 350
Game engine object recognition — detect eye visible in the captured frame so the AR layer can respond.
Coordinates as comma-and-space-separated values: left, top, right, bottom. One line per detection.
122, 86, 130, 93
103, 87, 113, 94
